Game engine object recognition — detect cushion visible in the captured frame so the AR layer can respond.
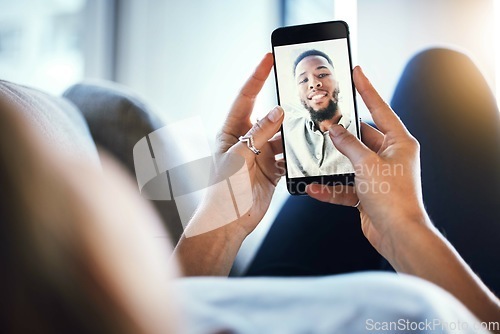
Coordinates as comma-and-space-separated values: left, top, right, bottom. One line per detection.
0, 80, 99, 165
63, 80, 184, 243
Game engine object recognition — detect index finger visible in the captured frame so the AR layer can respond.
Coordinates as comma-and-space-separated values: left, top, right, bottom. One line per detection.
239, 53, 274, 100
227, 53, 274, 123
353, 66, 407, 135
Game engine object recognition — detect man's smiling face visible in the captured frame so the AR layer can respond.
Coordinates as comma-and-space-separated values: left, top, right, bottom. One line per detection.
295, 55, 339, 113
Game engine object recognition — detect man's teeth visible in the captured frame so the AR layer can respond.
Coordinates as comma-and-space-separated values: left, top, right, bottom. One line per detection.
311, 93, 326, 100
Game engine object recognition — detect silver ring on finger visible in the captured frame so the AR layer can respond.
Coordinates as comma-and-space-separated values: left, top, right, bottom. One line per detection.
239, 135, 261, 155
353, 200, 360, 208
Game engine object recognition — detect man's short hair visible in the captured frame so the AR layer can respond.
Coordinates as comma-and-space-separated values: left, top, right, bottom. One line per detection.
293, 49, 334, 76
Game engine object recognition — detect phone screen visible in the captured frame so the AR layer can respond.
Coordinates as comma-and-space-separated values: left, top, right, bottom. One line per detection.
272, 21, 359, 194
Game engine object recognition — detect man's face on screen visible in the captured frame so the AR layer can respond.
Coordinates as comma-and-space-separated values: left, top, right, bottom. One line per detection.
295, 55, 339, 118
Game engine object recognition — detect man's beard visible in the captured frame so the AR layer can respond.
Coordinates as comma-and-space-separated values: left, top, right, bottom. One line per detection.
302, 98, 339, 123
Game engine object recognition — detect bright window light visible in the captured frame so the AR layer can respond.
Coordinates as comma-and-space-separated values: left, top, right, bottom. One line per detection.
0, 0, 87, 95
495, 0, 500, 109
334, 0, 358, 64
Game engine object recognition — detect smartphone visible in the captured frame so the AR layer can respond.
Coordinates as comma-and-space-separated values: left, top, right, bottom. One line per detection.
271, 21, 360, 195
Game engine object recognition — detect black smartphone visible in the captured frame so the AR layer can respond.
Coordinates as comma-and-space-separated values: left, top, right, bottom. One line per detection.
271, 21, 360, 195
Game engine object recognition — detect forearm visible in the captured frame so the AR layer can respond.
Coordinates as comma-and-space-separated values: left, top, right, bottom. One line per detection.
173, 210, 248, 276
386, 217, 500, 325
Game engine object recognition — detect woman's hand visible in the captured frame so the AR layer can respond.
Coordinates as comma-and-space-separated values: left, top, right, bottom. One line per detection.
307, 67, 500, 325
306, 66, 430, 260
213, 53, 284, 237
174, 53, 284, 276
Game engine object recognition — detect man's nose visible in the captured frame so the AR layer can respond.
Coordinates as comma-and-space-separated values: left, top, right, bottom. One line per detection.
309, 80, 322, 89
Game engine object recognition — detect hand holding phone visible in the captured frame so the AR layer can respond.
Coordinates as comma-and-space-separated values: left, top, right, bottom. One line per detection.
272, 21, 360, 195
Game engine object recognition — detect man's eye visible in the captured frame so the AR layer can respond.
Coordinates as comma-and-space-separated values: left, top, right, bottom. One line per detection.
299, 78, 308, 84
318, 73, 329, 78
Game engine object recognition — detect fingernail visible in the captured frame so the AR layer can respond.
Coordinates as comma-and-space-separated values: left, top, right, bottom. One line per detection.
268, 106, 283, 123
329, 124, 346, 137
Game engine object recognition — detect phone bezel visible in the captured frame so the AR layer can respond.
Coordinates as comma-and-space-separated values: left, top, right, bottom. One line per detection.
272, 20, 360, 195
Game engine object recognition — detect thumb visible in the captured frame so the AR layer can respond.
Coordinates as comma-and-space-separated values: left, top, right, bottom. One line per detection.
244, 106, 284, 149
329, 124, 372, 165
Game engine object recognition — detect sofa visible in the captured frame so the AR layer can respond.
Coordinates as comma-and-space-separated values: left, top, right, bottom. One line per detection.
0, 79, 184, 244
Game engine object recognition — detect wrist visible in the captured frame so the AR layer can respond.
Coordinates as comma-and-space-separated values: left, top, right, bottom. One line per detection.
380, 210, 434, 265
175, 212, 248, 276
190, 204, 249, 240
183, 195, 250, 240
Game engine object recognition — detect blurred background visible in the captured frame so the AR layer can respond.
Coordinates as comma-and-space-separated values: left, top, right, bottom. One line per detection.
1, 0, 498, 270
1, 0, 498, 128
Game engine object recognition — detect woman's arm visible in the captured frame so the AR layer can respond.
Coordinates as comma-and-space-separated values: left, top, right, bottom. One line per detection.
173, 53, 284, 276
173, 211, 249, 276
308, 66, 500, 326
388, 218, 500, 326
